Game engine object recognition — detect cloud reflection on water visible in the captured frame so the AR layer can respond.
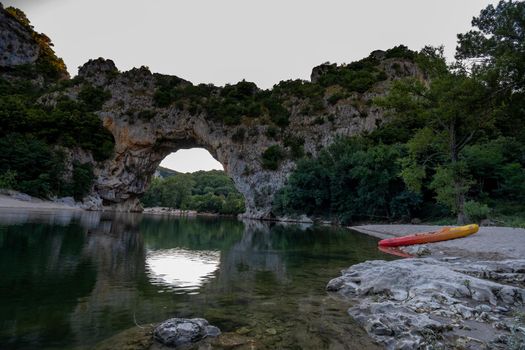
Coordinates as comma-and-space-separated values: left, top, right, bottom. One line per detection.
146, 248, 220, 294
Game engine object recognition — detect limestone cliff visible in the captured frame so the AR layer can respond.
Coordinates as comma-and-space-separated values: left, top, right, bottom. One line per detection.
1, 4, 424, 219
73, 57, 422, 218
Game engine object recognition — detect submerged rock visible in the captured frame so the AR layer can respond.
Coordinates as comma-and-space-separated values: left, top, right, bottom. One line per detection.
327, 258, 525, 349
153, 318, 220, 348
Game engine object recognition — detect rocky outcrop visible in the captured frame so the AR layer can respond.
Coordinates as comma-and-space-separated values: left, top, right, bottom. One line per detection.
0, 5, 68, 80
0, 5, 39, 67
327, 258, 525, 349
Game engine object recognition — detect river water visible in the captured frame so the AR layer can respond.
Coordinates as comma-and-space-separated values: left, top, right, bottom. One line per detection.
0, 209, 392, 349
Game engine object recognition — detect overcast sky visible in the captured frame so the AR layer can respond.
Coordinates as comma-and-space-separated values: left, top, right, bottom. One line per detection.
3, 0, 497, 172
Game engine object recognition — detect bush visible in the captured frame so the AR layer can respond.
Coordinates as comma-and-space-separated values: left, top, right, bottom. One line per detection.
263, 98, 290, 127
0, 170, 17, 189
384, 45, 417, 60
464, 201, 490, 223
0, 134, 65, 197
283, 135, 305, 159
315, 57, 388, 93
262, 145, 285, 170
70, 162, 94, 200
78, 84, 111, 111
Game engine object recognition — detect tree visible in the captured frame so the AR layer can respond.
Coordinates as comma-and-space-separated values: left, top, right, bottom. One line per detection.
456, 0, 525, 92
273, 138, 417, 223
161, 175, 195, 208
456, 0, 525, 140
379, 51, 491, 223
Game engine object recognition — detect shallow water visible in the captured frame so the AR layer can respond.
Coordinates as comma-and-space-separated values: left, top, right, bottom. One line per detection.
0, 209, 392, 349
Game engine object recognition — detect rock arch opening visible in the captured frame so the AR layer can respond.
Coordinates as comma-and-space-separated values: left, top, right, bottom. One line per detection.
159, 148, 223, 174
140, 148, 245, 215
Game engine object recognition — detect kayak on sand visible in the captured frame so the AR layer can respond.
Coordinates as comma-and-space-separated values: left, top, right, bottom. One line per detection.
378, 224, 479, 247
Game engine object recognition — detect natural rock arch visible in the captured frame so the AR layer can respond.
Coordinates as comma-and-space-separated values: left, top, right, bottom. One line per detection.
64, 56, 422, 219
1, 4, 424, 219
83, 62, 295, 219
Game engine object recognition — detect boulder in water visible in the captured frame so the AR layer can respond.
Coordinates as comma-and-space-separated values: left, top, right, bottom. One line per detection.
153, 318, 220, 348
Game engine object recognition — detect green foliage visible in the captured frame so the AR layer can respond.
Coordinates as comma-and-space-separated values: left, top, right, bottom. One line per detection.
456, 0, 525, 140
384, 45, 417, 60
0, 92, 114, 162
153, 77, 292, 127
378, 56, 490, 223
274, 138, 421, 223
327, 92, 346, 105
0, 134, 64, 197
78, 85, 111, 111
0, 170, 17, 189
141, 169, 245, 215
70, 162, 94, 200
314, 57, 388, 93
456, 0, 525, 88
428, 164, 473, 214
283, 135, 305, 159
160, 175, 194, 209
262, 145, 285, 170
464, 200, 490, 223
272, 79, 324, 99
0, 134, 96, 199
272, 159, 331, 217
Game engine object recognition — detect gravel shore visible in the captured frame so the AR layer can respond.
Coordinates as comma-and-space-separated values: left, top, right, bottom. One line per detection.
350, 224, 525, 260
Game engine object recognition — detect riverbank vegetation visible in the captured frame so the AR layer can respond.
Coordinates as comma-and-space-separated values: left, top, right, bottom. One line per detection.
275, 1, 525, 226
141, 169, 245, 215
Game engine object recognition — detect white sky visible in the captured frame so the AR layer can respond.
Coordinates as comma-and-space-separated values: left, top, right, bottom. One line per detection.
3, 0, 497, 172
160, 148, 223, 173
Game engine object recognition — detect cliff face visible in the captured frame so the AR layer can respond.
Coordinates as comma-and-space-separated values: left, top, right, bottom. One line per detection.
1, 5, 423, 219
0, 7, 38, 66
0, 4, 68, 81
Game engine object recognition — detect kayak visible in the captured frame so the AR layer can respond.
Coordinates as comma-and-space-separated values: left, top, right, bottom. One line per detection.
378, 224, 479, 247
378, 245, 414, 258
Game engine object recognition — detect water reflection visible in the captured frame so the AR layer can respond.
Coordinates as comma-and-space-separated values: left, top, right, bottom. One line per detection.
0, 209, 390, 350
146, 249, 220, 293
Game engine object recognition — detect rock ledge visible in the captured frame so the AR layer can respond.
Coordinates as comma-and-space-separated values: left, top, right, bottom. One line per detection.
327, 258, 525, 349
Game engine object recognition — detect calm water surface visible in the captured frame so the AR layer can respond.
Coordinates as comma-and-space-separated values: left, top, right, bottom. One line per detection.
0, 209, 392, 350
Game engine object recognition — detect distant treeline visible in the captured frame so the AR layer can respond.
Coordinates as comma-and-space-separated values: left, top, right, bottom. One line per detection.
274, 1, 525, 226
141, 170, 245, 215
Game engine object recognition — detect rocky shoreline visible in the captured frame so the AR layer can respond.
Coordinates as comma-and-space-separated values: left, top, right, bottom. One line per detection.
327, 225, 525, 349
